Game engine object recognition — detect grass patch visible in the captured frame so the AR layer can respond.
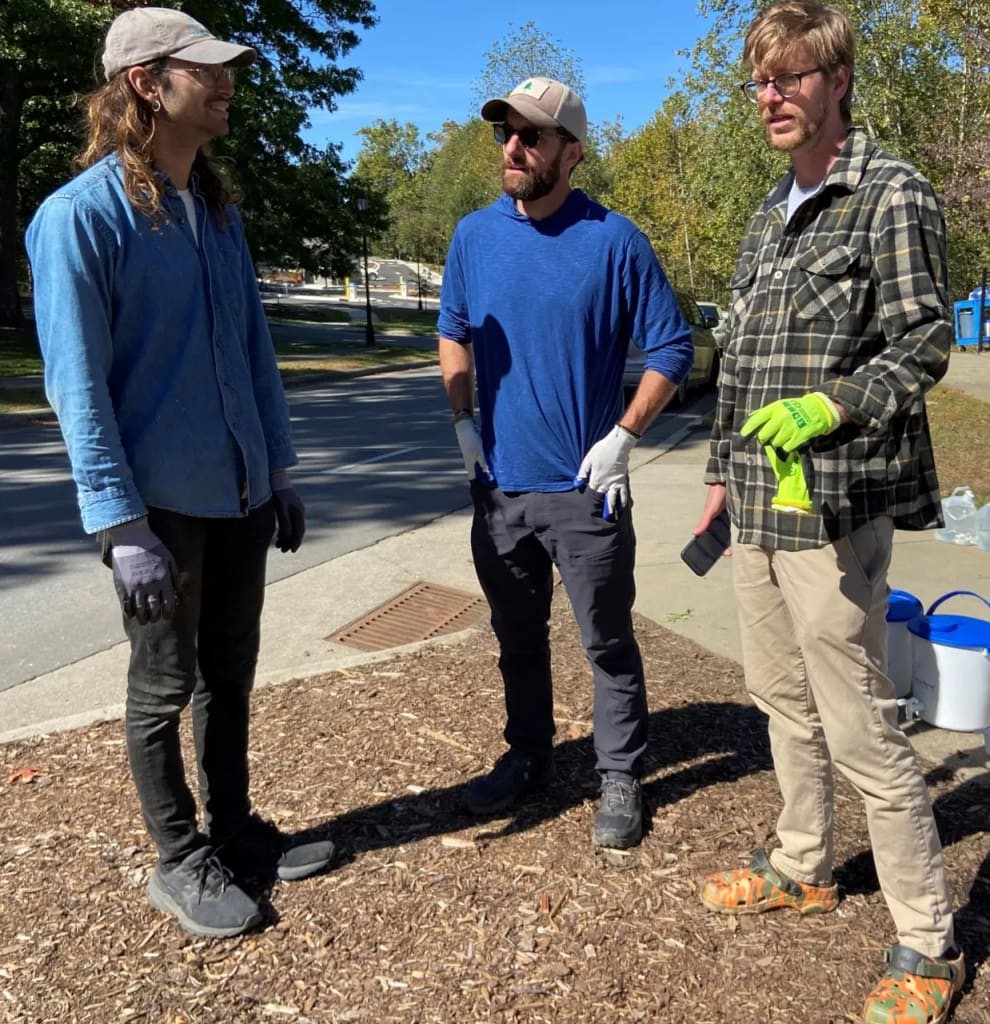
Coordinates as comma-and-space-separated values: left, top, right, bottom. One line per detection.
373, 308, 439, 336
927, 384, 990, 505
0, 324, 43, 376
265, 305, 351, 325
275, 343, 434, 376
0, 386, 48, 413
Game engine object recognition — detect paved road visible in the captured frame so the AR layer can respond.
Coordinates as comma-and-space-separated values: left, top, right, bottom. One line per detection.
0, 365, 708, 692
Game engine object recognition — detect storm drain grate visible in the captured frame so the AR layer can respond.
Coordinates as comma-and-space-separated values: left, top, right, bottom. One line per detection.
326, 582, 487, 652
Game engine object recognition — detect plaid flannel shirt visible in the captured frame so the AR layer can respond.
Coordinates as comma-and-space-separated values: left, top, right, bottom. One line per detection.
706, 129, 950, 551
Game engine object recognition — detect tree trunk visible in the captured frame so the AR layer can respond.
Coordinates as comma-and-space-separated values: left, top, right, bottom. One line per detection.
0, 66, 24, 327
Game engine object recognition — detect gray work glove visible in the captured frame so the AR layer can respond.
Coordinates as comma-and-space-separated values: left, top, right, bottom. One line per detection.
575, 424, 639, 519
454, 417, 495, 485
108, 517, 179, 624
271, 470, 305, 553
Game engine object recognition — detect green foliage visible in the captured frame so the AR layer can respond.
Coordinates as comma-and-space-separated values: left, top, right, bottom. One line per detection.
353, 119, 426, 255
0, 0, 378, 325
471, 20, 585, 108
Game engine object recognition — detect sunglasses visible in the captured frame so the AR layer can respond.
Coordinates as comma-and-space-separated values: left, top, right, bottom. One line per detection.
492, 122, 560, 149
160, 64, 237, 86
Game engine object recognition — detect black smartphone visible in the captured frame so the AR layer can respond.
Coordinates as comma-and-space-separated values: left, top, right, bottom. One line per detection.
680, 509, 732, 576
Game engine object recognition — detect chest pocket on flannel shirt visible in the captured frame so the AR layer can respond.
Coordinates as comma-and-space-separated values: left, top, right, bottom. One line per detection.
793, 245, 859, 321
727, 259, 758, 336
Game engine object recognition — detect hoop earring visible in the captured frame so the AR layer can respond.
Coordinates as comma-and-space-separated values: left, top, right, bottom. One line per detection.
151, 99, 161, 113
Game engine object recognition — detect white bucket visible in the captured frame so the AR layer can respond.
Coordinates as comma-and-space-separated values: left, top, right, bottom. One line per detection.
907, 590, 990, 732
886, 589, 923, 698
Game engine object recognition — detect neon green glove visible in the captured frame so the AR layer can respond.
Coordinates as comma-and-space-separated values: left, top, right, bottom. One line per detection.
765, 447, 812, 513
741, 393, 840, 452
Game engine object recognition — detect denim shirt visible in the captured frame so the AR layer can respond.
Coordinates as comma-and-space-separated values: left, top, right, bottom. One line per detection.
26, 154, 296, 534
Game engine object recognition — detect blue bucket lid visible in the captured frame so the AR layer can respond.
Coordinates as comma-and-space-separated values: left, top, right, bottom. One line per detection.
887, 588, 923, 623
908, 614, 990, 650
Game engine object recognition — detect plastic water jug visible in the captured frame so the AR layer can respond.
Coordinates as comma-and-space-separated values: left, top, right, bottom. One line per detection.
934, 486, 977, 545
977, 502, 990, 554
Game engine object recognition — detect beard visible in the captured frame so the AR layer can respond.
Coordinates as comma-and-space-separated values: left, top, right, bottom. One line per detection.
502, 146, 564, 201
763, 100, 827, 153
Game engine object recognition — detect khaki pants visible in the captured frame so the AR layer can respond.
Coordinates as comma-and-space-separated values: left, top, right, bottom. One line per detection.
732, 517, 953, 956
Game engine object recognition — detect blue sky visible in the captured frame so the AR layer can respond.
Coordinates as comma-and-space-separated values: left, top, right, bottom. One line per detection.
302, 1, 719, 166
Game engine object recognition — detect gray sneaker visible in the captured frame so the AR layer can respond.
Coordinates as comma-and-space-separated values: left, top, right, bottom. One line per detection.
591, 773, 643, 849
219, 814, 335, 882
147, 847, 262, 938
465, 749, 553, 815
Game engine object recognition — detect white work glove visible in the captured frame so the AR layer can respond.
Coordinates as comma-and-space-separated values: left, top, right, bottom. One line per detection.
108, 517, 180, 624
575, 424, 639, 519
454, 417, 495, 485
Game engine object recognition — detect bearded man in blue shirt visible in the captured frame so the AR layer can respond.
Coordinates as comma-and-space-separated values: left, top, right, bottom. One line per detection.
26, 7, 332, 939
438, 78, 693, 850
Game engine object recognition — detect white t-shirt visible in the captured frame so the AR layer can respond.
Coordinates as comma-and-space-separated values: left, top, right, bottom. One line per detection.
176, 188, 198, 243
786, 177, 824, 223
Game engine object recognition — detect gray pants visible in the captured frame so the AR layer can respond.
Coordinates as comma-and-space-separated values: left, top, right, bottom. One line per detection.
470, 484, 647, 775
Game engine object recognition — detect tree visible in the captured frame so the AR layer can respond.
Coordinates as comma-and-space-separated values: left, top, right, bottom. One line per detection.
688, 0, 990, 296
0, 0, 110, 326
472, 20, 584, 107
353, 119, 425, 254
0, 0, 378, 327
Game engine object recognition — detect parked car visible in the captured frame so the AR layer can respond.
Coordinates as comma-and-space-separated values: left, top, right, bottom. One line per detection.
623, 290, 720, 403
697, 300, 729, 351
697, 301, 726, 329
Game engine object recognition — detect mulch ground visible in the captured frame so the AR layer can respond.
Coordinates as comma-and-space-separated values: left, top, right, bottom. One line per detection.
2, 597, 988, 1024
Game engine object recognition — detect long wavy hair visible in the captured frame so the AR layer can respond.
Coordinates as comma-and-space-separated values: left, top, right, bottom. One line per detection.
76, 64, 235, 226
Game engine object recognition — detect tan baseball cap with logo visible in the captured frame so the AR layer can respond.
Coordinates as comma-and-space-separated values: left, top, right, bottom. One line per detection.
481, 77, 587, 144
102, 7, 257, 81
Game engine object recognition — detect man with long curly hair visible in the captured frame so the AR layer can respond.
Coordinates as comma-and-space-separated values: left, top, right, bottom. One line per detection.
26, 7, 333, 939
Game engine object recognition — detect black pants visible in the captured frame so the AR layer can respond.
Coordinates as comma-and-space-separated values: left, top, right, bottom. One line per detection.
470, 484, 647, 776
112, 504, 275, 867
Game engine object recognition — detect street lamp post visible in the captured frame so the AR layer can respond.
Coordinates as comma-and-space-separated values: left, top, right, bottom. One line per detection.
415, 242, 424, 312
355, 195, 375, 346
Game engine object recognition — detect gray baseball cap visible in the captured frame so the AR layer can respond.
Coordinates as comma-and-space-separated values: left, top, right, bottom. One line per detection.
481, 77, 587, 144
102, 7, 257, 81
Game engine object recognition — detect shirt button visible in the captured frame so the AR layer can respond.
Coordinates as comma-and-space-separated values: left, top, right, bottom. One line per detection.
755, 363, 764, 371
774, 270, 783, 280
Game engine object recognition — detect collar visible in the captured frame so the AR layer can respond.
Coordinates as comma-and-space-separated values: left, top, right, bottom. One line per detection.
765, 127, 877, 212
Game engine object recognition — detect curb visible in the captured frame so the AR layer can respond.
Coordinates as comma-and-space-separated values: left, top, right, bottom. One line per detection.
0, 621, 484, 747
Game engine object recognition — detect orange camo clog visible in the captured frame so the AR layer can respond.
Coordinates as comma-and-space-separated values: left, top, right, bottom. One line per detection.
862, 944, 964, 1024
700, 848, 839, 916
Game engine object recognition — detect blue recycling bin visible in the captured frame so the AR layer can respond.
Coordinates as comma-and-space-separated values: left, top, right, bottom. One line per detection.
954, 292, 989, 350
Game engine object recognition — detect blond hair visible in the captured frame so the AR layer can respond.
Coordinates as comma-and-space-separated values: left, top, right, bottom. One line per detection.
743, 1, 855, 124
77, 67, 234, 225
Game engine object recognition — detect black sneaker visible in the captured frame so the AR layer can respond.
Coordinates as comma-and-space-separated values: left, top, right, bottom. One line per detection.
219, 814, 335, 882
465, 749, 553, 815
147, 847, 262, 938
591, 773, 643, 849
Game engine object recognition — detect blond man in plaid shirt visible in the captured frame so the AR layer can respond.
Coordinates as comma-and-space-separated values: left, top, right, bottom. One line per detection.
694, 3, 964, 1022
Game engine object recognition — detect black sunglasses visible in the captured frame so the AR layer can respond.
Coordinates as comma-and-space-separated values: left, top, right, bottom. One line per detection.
493, 122, 558, 149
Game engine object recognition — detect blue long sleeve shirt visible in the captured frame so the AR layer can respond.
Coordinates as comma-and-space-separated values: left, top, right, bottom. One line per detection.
26, 154, 296, 534
438, 190, 692, 491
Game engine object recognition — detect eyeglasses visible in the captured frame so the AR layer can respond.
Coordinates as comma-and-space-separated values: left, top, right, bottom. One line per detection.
740, 67, 822, 102
161, 64, 237, 86
493, 123, 559, 149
